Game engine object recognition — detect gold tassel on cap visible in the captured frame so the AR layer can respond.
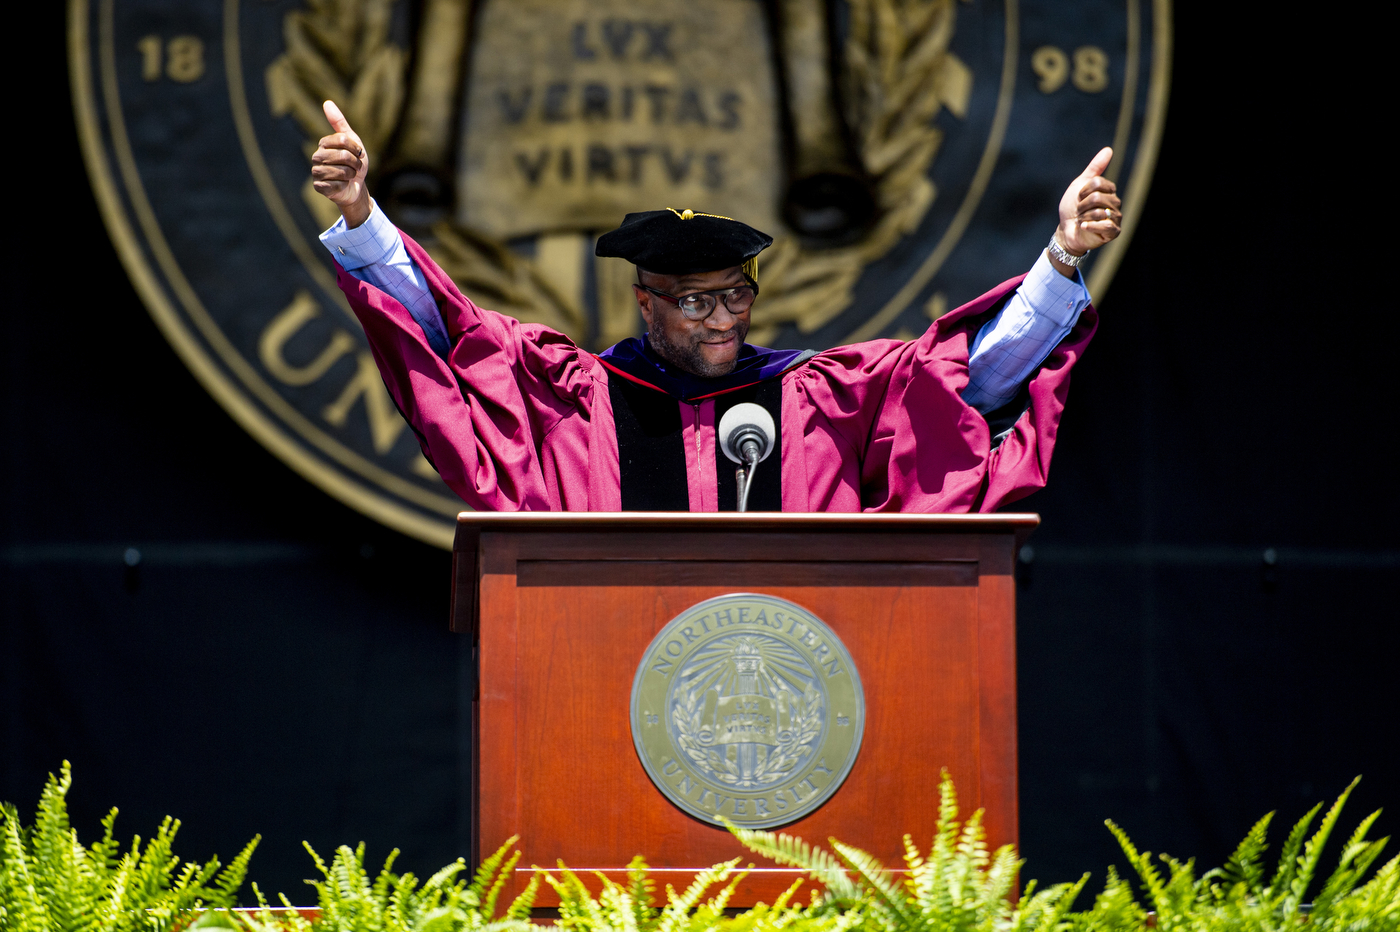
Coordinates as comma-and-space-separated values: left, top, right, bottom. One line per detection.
665, 208, 760, 280
667, 207, 739, 222
606, 209, 767, 277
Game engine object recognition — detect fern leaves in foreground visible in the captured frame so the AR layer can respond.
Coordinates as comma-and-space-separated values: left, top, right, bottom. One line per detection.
0, 762, 258, 932
242, 838, 537, 932
731, 771, 1397, 932
534, 850, 841, 932
731, 771, 1079, 932
5, 766, 1396, 932
540, 854, 751, 932
1103, 775, 1397, 931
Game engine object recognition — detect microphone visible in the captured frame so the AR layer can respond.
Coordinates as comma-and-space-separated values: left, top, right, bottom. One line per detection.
718, 403, 775, 512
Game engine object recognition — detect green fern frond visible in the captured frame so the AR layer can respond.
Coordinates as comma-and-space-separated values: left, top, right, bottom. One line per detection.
386, 872, 414, 929
954, 808, 990, 871
468, 837, 520, 907
1286, 775, 1360, 913
1311, 837, 1389, 920
1073, 865, 1146, 931
480, 850, 521, 920
900, 834, 924, 875
1307, 804, 1387, 920
1271, 800, 1322, 896
90, 808, 120, 876
421, 858, 467, 896
671, 857, 743, 913
626, 854, 658, 929
1, 765, 259, 932
984, 844, 1022, 909
1006, 873, 1087, 932
268, 886, 316, 932
828, 839, 911, 927
901, 833, 934, 916
1340, 852, 1399, 923
401, 857, 468, 930
945, 807, 991, 920
1344, 833, 1391, 894
210, 834, 260, 907
655, 858, 742, 932
1337, 809, 1385, 871
597, 876, 641, 932
1, 800, 49, 932
371, 846, 403, 908
1212, 810, 1273, 895
935, 770, 959, 842
705, 862, 750, 915
543, 862, 609, 932
188, 908, 242, 929
767, 876, 806, 912
1156, 854, 1202, 924
9, 767, 1398, 932
302, 841, 331, 882
505, 874, 540, 921
727, 826, 860, 903
29, 776, 73, 932
1105, 819, 1167, 913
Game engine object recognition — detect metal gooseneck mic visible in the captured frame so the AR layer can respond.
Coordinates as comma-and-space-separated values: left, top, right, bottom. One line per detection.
718, 403, 775, 512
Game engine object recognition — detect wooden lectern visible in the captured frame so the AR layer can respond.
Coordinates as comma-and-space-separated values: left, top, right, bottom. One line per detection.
450, 513, 1035, 905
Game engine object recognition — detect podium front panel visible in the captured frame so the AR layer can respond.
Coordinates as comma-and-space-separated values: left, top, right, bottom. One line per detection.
451, 514, 1031, 905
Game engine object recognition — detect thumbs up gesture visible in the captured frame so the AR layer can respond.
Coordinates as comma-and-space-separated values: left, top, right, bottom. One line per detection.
1056, 147, 1122, 256
311, 100, 371, 228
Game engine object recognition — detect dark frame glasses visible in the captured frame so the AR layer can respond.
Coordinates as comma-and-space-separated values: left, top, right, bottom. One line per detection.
637, 283, 759, 321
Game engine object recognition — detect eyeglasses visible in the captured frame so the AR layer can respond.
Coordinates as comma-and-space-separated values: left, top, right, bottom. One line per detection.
638, 283, 759, 321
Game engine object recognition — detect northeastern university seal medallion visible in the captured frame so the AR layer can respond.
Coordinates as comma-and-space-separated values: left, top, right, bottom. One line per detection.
631, 594, 864, 828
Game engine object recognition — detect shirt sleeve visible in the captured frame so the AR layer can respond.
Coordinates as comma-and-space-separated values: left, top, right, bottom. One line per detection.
962, 249, 1090, 413
319, 201, 452, 360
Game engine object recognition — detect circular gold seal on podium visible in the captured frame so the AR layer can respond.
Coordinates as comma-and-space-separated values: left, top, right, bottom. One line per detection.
631, 593, 864, 828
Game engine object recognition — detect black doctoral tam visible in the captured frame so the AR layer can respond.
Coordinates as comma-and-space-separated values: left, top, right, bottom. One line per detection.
594, 208, 773, 275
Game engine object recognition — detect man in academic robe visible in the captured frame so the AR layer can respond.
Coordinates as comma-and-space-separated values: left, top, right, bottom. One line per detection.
310, 101, 1121, 512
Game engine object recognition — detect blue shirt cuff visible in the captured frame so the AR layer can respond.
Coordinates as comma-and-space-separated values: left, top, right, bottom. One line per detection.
319, 200, 398, 271
1019, 249, 1090, 327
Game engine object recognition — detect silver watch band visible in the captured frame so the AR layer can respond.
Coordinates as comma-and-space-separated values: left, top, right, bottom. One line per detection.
1047, 233, 1088, 268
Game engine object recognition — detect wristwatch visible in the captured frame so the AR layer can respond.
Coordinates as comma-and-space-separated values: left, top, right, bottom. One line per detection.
1046, 232, 1088, 268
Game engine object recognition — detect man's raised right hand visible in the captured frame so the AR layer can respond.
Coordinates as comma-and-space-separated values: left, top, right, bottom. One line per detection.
311, 100, 371, 228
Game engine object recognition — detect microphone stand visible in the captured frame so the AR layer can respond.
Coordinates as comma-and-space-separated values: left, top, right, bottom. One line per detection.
736, 439, 761, 513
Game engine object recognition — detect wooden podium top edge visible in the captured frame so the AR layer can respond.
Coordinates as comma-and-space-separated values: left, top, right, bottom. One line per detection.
453, 511, 1039, 534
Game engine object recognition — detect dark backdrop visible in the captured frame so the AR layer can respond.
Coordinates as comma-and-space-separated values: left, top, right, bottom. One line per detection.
4, 1, 1395, 903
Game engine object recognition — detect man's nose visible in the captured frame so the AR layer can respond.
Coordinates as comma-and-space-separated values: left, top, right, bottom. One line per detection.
705, 305, 738, 329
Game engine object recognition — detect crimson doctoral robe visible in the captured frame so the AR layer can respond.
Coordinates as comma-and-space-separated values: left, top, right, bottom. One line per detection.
337, 233, 1097, 512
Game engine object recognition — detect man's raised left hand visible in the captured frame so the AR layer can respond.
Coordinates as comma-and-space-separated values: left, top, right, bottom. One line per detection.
1056, 147, 1122, 256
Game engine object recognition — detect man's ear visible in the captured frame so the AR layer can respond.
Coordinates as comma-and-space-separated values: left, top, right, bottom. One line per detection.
633, 283, 655, 329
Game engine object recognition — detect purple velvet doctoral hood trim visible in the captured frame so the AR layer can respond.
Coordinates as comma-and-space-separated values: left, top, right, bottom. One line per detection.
597, 337, 815, 401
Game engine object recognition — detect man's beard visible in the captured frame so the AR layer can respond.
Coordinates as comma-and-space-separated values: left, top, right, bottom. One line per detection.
645, 320, 749, 378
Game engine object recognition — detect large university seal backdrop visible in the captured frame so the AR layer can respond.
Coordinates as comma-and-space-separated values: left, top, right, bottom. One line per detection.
69, 0, 1171, 546
631, 593, 864, 827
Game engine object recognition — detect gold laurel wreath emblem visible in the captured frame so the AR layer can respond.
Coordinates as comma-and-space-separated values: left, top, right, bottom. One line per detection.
266, 0, 970, 344
672, 680, 822, 788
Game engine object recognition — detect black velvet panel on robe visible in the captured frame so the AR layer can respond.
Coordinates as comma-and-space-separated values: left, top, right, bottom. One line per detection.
609, 376, 783, 511
611, 377, 690, 510
713, 380, 782, 511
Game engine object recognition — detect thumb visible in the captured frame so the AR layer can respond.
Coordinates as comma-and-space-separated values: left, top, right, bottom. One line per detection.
322, 99, 354, 136
1080, 146, 1113, 179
